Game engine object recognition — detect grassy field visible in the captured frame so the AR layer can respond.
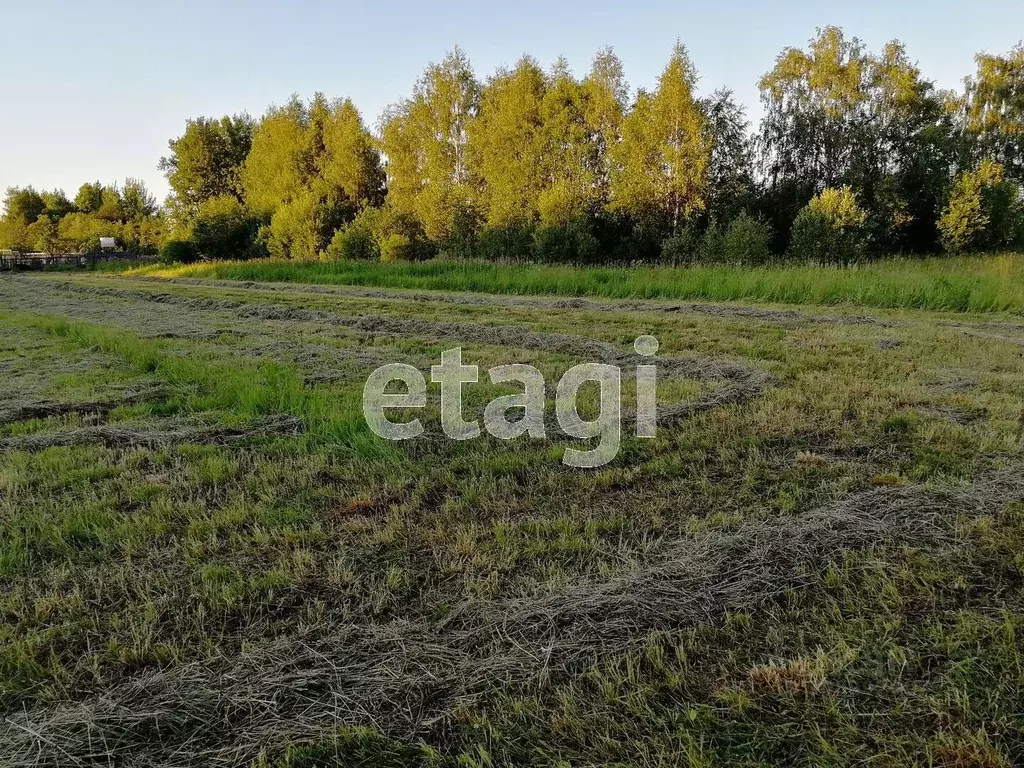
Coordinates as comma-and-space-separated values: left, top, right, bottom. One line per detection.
121, 252, 1024, 313
1, 270, 1024, 766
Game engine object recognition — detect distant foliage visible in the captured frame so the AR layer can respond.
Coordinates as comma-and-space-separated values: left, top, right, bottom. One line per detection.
699, 221, 726, 262
533, 220, 599, 264
379, 233, 416, 263
326, 216, 378, 261
160, 115, 253, 225
0, 181, 165, 255
660, 226, 702, 265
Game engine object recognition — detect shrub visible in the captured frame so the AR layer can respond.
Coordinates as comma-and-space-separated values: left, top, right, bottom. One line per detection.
699, 221, 726, 261
723, 213, 773, 264
789, 186, 867, 264
938, 161, 1024, 253
475, 221, 536, 261
326, 210, 379, 261
159, 239, 199, 264
532, 220, 599, 264
379, 233, 415, 263
373, 208, 434, 261
191, 196, 263, 260
660, 226, 701, 265
263, 194, 320, 260
789, 209, 835, 263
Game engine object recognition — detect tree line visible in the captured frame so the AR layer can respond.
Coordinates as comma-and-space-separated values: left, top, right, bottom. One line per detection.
0, 180, 164, 255
4, 26, 1024, 265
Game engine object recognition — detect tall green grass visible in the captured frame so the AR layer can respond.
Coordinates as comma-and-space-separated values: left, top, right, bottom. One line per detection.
123, 253, 1024, 313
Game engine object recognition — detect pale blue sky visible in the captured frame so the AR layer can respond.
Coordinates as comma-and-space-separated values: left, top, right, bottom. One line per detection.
1, 1, 1020, 203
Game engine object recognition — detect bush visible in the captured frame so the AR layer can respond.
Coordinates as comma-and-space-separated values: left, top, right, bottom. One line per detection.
327, 226, 377, 261
789, 186, 867, 264
699, 221, 726, 261
532, 220, 599, 264
475, 221, 536, 261
379, 233, 416, 263
373, 208, 434, 262
326, 211, 379, 261
938, 161, 1024, 253
191, 196, 263, 260
723, 213, 773, 264
660, 226, 701, 265
159, 239, 199, 264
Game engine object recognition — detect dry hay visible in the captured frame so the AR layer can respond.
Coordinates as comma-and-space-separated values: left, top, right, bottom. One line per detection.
0, 387, 165, 427
0, 414, 303, 452
126, 275, 894, 327
5, 467, 1023, 767
902, 403, 987, 425
875, 337, 903, 349
932, 378, 978, 393
32, 279, 767, 379
18, 277, 775, 394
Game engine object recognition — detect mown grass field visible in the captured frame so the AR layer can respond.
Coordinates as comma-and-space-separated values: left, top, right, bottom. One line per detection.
1, 268, 1024, 766
122, 252, 1024, 313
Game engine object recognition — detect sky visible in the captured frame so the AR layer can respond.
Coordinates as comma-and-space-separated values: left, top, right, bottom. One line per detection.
1, 0, 1021, 205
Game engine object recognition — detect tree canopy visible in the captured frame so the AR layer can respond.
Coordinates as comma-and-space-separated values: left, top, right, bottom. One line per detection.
5, 28, 1024, 264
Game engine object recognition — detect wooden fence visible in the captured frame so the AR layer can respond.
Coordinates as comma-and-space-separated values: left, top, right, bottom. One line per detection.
0, 252, 154, 271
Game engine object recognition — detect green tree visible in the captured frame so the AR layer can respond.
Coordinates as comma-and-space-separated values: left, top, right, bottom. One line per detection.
468, 56, 547, 228
26, 217, 64, 254
964, 45, 1024, 181
160, 114, 254, 223
938, 160, 1024, 252
3, 187, 46, 226
243, 94, 383, 258
758, 28, 956, 253
242, 97, 307, 217
41, 190, 75, 219
537, 57, 604, 227
610, 43, 710, 235
380, 48, 480, 242
702, 89, 754, 223
120, 178, 157, 221
583, 47, 628, 195
0, 188, 45, 251
789, 186, 869, 263
96, 187, 123, 223
74, 182, 105, 214
191, 195, 262, 260
319, 98, 386, 209
58, 212, 121, 253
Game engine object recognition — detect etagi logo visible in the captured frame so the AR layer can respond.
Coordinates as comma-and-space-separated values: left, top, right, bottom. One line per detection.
362, 335, 660, 468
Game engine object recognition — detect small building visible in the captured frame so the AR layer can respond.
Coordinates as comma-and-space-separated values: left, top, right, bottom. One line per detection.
99, 237, 117, 252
